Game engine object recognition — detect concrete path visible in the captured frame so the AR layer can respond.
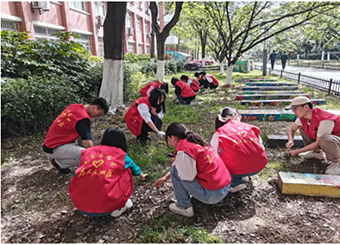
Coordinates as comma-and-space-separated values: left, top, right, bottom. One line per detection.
254, 62, 340, 80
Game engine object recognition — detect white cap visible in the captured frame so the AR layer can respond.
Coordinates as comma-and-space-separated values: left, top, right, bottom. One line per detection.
285, 96, 311, 110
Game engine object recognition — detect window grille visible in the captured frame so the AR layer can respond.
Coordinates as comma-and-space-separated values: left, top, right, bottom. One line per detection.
1, 20, 17, 31
34, 26, 60, 40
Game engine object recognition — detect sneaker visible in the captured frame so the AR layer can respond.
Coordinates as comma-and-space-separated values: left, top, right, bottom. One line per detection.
229, 183, 247, 193
50, 159, 71, 174
169, 203, 194, 217
325, 162, 340, 175
111, 199, 133, 217
298, 151, 325, 160
242, 176, 250, 182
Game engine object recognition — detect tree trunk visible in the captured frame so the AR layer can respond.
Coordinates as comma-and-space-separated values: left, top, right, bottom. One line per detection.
99, 2, 127, 112
156, 35, 166, 80
219, 62, 225, 73
151, 31, 155, 59
226, 64, 234, 85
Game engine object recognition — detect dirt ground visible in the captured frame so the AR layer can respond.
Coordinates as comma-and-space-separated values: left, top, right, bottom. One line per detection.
1, 84, 340, 243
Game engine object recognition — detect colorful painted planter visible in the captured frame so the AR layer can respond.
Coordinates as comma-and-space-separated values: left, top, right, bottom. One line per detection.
245, 82, 295, 86
240, 99, 326, 106
235, 94, 310, 100
242, 86, 299, 91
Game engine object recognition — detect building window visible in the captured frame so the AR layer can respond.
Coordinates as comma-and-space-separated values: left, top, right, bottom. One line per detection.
146, 44, 150, 54
143, 2, 148, 9
74, 33, 91, 51
144, 21, 149, 33
126, 12, 132, 28
34, 26, 60, 40
98, 37, 104, 57
128, 42, 135, 53
138, 44, 143, 54
136, 17, 142, 32
1, 20, 17, 31
95, 2, 106, 16
69, 2, 86, 12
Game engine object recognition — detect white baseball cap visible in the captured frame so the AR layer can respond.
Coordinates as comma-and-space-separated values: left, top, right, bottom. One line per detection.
285, 96, 311, 110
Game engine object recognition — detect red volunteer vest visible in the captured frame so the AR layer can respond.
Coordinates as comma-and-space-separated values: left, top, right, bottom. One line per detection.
188, 78, 200, 92
176, 139, 231, 190
206, 75, 219, 85
68, 145, 133, 214
216, 120, 268, 175
176, 81, 196, 98
300, 108, 340, 140
124, 97, 151, 136
44, 104, 91, 148
139, 81, 160, 97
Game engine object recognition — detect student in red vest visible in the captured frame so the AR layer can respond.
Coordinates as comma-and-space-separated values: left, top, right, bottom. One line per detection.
155, 123, 231, 217
68, 127, 147, 217
139, 80, 169, 97
43, 97, 109, 174
285, 96, 340, 175
199, 72, 219, 89
180, 75, 200, 92
171, 77, 196, 105
194, 72, 209, 89
211, 107, 268, 192
124, 89, 166, 143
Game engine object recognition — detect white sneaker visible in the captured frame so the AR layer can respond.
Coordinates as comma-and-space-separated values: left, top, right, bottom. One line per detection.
169, 203, 194, 217
229, 184, 247, 193
242, 176, 250, 182
111, 199, 133, 217
325, 162, 340, 175
298, 151, 325, 160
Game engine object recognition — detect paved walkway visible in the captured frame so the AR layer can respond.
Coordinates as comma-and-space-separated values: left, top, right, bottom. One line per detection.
254, 62, 340, 80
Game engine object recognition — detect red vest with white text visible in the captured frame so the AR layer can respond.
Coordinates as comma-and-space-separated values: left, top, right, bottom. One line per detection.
176, 81, 196, 98
216, 120, 268, 175
188, 78, 200, 92
124, 97, 151, 136
44, 104, 91, 148
206, 75, 219, 85
176, 139, 231, 190
300, 108, 340, 140
139, 81, 160, 97
68, 145, 133, 213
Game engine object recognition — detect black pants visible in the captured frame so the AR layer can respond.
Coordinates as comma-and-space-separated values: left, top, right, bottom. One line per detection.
176, 94, 196, 104
199, 79, 209, 89
282, 60, 286, 69
139, 114, 162, 141
209, 83, 218, 89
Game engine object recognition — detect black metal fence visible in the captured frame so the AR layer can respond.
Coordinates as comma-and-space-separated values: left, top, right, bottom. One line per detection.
254, 65, 340, 97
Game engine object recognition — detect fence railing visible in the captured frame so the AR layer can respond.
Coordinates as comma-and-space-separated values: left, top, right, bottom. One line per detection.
254, 65, 340, 97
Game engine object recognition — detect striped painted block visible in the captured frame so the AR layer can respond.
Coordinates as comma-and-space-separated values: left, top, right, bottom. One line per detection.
242, 91, 304, 95
239, 109, 297, 122
246, 82, 295, 86
235, 78, 278, 82
278, 172, 340, 198
236, 94, 310, 100
240, 99, 326, 106
267, 135, 304, 147
242, 86, 299, 91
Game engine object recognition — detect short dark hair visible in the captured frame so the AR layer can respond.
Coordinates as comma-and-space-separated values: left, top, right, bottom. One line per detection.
302, 102, 313, 109
90, 97, 109, 115
194, 72, 200, 78
149, 88, 166, 114
171, 77, 180, 86
199, 71, 206, 76
101, 127, 127, 152
180, 75, 188, 82
165, 123, 209, 148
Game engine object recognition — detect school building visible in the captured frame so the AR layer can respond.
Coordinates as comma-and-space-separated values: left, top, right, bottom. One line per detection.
0, 1, 165, 56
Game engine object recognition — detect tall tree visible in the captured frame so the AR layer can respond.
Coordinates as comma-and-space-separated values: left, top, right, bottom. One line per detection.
198, 2, 339, 84
150, 2, 183, 81
99, 2, 127, 112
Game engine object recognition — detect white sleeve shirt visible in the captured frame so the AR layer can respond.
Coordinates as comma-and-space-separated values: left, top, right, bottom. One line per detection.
294, 118, 335, 138
137, 103, 151, 123
173, 151, 197, 181
210, 132, 220, 153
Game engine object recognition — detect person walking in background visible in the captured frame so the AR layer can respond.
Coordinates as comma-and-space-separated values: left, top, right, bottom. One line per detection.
68, 127, 147, 218
268, 50, 277, 70
155, 123, 231, 217
124, 89, 166, 144
43, 97, 109, 174
281, 52, 288, 70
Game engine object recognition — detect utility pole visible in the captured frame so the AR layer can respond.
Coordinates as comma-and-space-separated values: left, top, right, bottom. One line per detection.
262, 34, 268, 76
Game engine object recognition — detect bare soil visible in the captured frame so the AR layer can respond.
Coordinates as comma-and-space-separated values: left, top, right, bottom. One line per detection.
2, 85, 340, 243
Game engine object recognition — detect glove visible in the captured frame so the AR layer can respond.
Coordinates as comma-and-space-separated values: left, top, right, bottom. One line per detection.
157, 131, 165, 137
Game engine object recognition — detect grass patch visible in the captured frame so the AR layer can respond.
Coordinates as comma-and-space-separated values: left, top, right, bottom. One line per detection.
137, 213, 222, 243
258, 160, 291, 179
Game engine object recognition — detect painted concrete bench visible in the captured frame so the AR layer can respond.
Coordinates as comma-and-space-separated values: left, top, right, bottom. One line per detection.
239, 109, 296, 121
236, 94, 310, 100
235, 78, 278, 82
240, 99, 326, 106
267, 135, 304, 147
278, 172, 340, 198
246, 82, 295, 86
242, 91, 304, 95
243, 86, 299, 91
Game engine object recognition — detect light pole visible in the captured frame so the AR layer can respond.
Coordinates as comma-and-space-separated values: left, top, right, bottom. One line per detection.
262, 33, 268, 76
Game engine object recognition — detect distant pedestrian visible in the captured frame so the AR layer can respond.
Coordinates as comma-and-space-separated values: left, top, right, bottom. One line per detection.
281, 52, 288, 70
268, 50, 277, 70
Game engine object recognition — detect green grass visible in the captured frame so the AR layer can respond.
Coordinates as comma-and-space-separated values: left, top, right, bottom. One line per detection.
137, 213, 222, 243
258, 160, 292, 179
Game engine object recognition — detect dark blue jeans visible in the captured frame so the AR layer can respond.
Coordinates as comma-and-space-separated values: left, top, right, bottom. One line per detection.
176, 94, 195, 104
231, 171, 260, 187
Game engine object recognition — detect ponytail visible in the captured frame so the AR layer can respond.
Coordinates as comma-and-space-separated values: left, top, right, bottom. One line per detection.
165, 123, 209, 147
215, 107, 238, 130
